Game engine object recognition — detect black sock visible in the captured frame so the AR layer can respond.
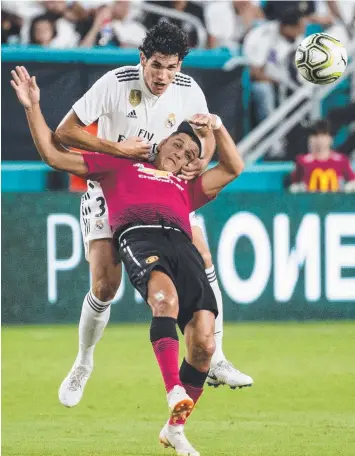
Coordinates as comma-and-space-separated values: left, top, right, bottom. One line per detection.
150, 316, 178, 342
179, 358, 208, 388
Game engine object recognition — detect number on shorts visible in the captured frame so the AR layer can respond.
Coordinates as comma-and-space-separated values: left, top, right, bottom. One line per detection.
96, 196, 106, 217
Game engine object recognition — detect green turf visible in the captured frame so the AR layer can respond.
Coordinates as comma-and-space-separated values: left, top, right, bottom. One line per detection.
2, 322, 355, 456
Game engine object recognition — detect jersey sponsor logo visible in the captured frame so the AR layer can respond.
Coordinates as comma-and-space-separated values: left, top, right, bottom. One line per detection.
165, 113, 176, 128
118, 129, 155, 143
129, 89, 142, 107
145, 255, 159, 264
309, 168, 339, 192
127, 110, 137, 119
135, 163, 172, 178
134, 163, 184, 191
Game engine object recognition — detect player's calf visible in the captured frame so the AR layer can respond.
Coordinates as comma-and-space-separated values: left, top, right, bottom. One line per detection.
148, 271, 193, 421
185, 310, 216, 372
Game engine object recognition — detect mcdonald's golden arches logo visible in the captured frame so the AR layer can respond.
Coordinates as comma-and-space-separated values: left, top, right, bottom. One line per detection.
309, 168, 339, 192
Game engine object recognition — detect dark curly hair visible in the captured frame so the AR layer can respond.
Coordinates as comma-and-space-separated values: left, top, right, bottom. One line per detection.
309, 120, 332, 136
139, 22, 190, 61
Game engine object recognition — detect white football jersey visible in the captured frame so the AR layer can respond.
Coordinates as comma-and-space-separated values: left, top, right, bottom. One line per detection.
72, 64, 208, 152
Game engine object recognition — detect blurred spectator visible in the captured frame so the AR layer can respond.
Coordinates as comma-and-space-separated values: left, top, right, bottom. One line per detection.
1, 10, 22, 44
244, 8, 304, 124
63, 1, 92, 24
263, 1, 316, 20
205, 0, 264, 50
2, 1, 43, 24
29, 14, 57, 46
289, 120, 355, 193
21, 1, 79, 47
79, 1, 146, 47
328, 103, 355, 159
326, 0, 355, 42
262, 1, 351, 42
142, 1, 207, 48
303, 0, 352, 46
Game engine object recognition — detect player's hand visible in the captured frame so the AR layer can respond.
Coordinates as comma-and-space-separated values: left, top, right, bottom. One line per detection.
178, 158, 204, 181
10, 66, 40, 109
117, 137, 151, 160
188, 114, 217, 137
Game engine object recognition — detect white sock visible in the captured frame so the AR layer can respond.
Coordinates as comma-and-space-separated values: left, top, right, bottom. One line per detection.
77, 290, 111, 366
206, 266, 226, 366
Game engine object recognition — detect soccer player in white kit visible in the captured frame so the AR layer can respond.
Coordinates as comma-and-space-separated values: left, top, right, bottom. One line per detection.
55, 23, 253, 407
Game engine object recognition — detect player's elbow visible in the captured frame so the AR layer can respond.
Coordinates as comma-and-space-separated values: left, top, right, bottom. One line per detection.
229, 158, 245, 178
41, 149, 60, 170
55, 125, 74, 147
55, 110, 82, 147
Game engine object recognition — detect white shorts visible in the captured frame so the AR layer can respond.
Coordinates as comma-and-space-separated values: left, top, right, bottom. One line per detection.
80, 183, 202, 261
80, 181, 112, 260
189, 211, 203, 230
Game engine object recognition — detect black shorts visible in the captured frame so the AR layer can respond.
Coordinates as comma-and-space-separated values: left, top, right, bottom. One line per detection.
115, 226, 218, 333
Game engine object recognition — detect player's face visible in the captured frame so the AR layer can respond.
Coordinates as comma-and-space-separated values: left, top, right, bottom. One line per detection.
156, 133, 200, 174
141, 53, 181, 96
309, 133, 332, 155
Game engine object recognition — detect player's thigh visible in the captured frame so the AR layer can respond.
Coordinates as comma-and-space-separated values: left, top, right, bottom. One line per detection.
175, 235, 217, 333
119, 231, 178, 314
191, 224, 212, 269
147, 270, 179, 318
89, 238, 122, 292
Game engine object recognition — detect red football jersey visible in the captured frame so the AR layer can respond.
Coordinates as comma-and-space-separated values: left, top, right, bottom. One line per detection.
291, 151, 355, 192
82, 153, 213, 237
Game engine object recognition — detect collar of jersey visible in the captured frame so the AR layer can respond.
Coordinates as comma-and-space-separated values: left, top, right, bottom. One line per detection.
138, 64, 160, 100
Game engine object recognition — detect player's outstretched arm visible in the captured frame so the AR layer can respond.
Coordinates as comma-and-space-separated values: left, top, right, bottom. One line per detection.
56, 111, 151, 160
11, 66, 88, 177
191, 115, 244, 198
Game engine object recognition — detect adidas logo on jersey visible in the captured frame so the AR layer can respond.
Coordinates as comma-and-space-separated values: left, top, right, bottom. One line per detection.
127, 110, 137, 119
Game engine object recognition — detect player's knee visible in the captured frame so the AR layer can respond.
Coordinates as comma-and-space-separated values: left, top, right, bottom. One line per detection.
149, 291, 179, 318
92, 278, 118, 302
199, 335, 216, 360
192, 333, 216, 366
200, 250, 213, 269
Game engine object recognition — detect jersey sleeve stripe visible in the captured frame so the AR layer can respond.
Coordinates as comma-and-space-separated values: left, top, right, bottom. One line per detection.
116, 71, 139, 78
116, 76, 140, 83
175, 74, 192, 82
172, 81, 192, 87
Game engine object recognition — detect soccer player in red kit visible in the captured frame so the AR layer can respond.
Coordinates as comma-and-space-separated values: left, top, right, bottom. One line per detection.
55, 22, 253, 400
290, 120, 355, 193
12, 66, 244, 456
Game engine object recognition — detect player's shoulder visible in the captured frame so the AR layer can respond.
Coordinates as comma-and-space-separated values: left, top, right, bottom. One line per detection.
112, 65, 140, 84
172, 71, 195, 89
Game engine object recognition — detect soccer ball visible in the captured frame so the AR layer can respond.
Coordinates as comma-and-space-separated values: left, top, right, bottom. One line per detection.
295, 33, 347, 85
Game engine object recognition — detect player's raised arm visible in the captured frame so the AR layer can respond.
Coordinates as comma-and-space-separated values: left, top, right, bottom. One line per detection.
178, 80, 216, 181
11, 66, 88, 177
190, 114, 244, 198
55, 71, 150, 160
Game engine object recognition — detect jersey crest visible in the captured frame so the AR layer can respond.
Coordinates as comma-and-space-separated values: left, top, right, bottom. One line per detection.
165, 113, 176, 128
129, 89, 142, 107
